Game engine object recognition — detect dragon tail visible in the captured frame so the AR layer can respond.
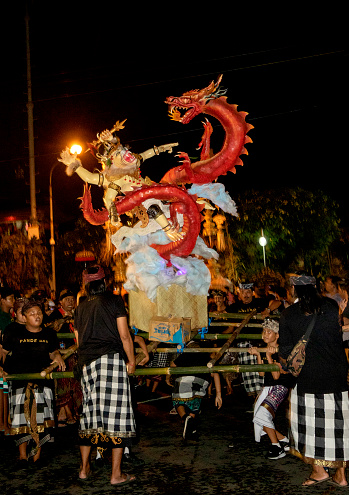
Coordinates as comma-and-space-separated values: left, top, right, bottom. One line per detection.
79, 183, 109, 226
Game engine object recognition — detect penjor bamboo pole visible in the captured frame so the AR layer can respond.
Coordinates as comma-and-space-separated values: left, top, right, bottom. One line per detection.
207, 310, 257, 368
5, 363, 280, 380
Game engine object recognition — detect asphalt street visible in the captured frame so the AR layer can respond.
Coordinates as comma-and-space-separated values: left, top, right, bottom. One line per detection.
0, 383, 346, 494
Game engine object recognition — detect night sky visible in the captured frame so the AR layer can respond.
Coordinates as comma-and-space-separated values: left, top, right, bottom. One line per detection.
0, 3, 346, 227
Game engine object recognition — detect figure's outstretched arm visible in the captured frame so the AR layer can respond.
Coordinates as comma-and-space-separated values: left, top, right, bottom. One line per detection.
58, 147, 101, 185
139, 142, 178, 162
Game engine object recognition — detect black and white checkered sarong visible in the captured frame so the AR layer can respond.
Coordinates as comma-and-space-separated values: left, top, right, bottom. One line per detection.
79, 353, 136, 439
290, 385, 349, 465
238, 342, 264, 395
9, 383, 54, 457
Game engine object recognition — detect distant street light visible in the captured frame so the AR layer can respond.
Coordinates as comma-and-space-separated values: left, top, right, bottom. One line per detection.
50, 144, 82, 296
258, 228, 267, 267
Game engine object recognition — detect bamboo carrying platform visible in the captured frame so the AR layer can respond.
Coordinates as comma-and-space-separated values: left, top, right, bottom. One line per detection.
4, 312, 278, 381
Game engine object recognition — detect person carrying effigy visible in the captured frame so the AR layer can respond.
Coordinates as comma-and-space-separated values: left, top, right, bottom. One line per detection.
73, 265, 136, 486
171, 341, 222, 440
248, 318, 294, 460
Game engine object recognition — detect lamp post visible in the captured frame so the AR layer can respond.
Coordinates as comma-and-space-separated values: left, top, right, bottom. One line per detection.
49, 162, 59, 298
258, 228, 267, 268
49, 144, 82, 297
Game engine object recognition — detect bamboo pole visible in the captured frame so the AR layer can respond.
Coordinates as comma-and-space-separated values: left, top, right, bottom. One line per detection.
136, 347, 270, 354
56, 332, 263, 340
207, 310, 257, 368
40, 344, 77, 377
209, 321, 263, 328
128, 332, 262, 341
135, 341, 159, 365
5, 363, 280, 380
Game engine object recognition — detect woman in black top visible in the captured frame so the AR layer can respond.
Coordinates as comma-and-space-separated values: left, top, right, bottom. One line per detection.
279, 275, 349, 488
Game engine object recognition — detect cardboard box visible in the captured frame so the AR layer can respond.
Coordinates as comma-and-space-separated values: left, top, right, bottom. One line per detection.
149, 316, 191, 345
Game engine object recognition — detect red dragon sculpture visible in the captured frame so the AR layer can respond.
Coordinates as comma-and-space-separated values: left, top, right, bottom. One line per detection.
161, 74, 253, 185
80, 183, 201, 260
79, 75, 252, 260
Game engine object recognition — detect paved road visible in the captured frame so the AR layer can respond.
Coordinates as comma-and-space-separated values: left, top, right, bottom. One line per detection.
0, 384, 345, 494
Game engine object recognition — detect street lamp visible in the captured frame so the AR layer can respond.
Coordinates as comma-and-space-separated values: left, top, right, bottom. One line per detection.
258, 228, 267, 268
49, 144, 82, 297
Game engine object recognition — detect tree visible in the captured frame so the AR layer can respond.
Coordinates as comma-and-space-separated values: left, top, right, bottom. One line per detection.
0, 232, 50, 292
230, 187, 340, 278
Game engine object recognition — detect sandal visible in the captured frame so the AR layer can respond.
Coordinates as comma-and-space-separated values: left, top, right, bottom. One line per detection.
110, 473, 136, 486
328, 478, 349, 489
302, 476, 330, 487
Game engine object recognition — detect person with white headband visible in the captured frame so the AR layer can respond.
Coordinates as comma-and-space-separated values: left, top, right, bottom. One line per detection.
248, 318, 295, 460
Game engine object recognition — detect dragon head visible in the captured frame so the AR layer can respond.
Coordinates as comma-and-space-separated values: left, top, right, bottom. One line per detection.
165, 75, 225, 124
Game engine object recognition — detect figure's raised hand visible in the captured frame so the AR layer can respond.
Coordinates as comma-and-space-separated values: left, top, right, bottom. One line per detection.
98, 129, 113, 142
58, 146, 76, 165
58, 147, 82, 175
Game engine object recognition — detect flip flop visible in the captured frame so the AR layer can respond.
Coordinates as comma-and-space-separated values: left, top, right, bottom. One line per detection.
78, 470, 92, 482
110, 473, 136, 486
328, 478, 349, 489
302, 476, 330, 487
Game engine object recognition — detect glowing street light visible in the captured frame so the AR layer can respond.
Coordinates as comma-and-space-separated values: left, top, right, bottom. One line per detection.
258, 228, 267, 267
70, 144, 82, 155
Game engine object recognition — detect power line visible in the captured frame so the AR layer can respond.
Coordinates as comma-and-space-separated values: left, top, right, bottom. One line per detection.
30, 50, 343, 104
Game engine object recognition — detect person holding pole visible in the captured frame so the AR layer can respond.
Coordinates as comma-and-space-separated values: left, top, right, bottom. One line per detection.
248, 318, 294, 460
1, 298, 65, 468
171, 341, 222, 440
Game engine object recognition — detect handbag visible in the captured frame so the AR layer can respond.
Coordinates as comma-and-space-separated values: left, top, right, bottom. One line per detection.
285, 314, 317, 377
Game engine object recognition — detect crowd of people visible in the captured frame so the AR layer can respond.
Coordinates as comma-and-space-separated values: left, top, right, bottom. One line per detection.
0, 271, 349, 488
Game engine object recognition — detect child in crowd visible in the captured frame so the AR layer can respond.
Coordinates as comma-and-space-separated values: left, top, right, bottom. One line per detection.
248, 318, 294, 460
1, 299, 65, 468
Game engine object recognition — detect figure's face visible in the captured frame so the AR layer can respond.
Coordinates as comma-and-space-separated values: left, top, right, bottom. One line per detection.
111, 145, 138, 168
262, 328, 279, 344
61, 296, 75, 313
240, 289, 253, 304
24, 306, 43, 329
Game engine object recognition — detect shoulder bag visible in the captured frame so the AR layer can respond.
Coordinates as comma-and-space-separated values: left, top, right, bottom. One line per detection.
285, 313, 317, 377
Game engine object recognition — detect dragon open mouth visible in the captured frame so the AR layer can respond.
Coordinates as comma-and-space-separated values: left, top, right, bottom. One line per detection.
168, 104, 198, 124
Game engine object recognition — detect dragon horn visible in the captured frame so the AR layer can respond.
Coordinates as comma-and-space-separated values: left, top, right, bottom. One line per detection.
215, 74, 223, 89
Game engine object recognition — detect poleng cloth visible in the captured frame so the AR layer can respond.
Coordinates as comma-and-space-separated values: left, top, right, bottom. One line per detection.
79, 353, 136, 446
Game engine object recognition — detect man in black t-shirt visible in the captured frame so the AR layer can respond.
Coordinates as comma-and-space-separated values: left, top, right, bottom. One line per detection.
228, 283, 266, 314
74, 265, 136, 487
